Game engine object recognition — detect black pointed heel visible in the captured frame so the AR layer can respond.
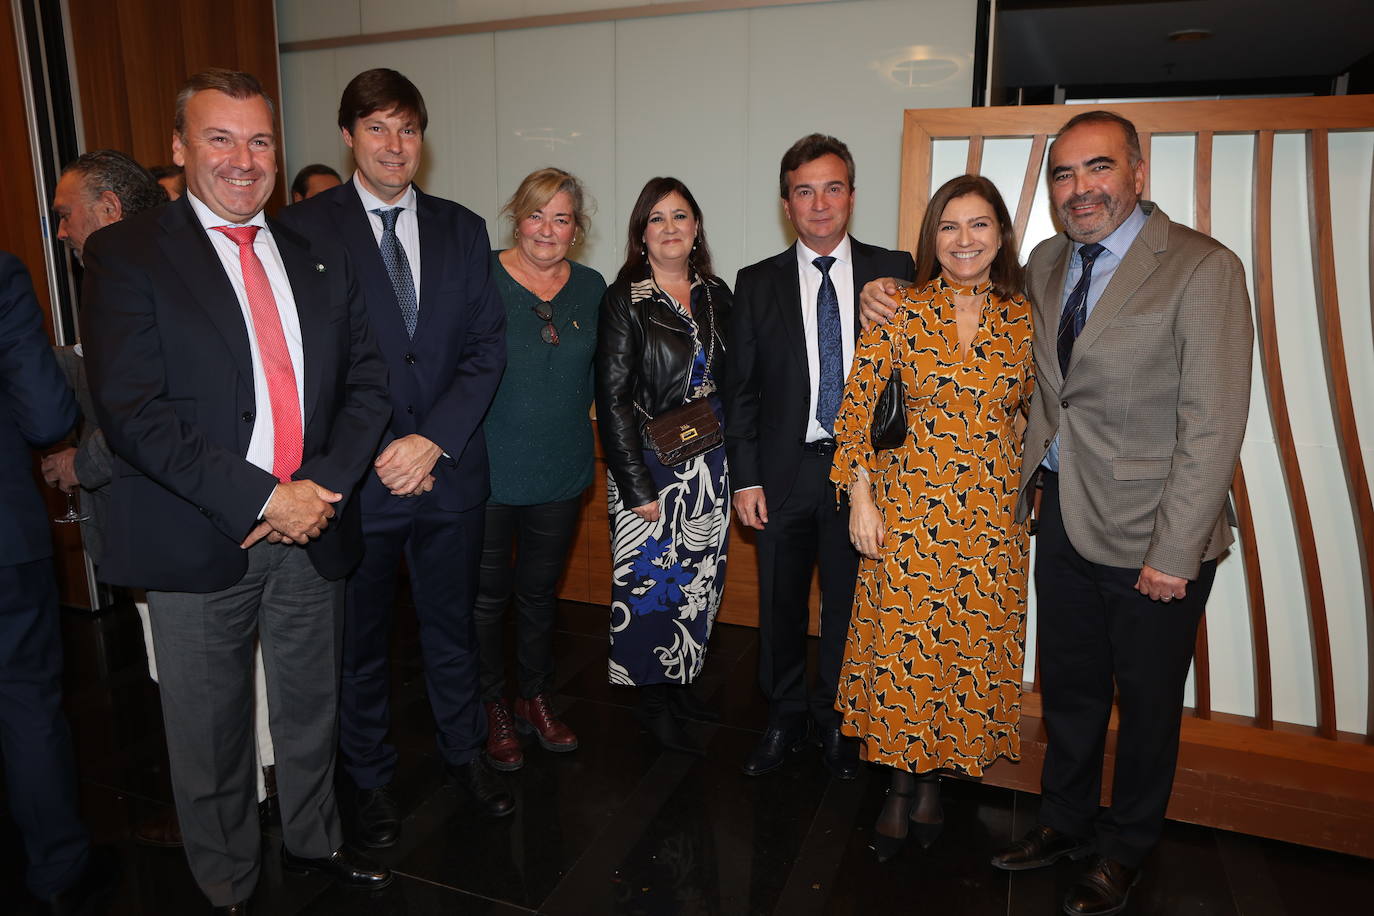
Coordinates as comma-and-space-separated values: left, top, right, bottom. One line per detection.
909, 773, 944, 849
872, 787, 915, 863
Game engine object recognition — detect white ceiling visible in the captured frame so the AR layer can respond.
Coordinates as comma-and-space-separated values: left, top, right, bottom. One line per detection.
999, 0, 1374, 88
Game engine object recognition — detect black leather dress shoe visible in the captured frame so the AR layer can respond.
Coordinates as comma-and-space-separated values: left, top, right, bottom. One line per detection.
444, 755, 515, 818
211, 902, 250, 915
354, 784, 401, 848
991, 824, 1094, 871
741, 719, 808, 776
280, 846, 392, 889
1062, 857, 1140, 915
818, 724, 859, 780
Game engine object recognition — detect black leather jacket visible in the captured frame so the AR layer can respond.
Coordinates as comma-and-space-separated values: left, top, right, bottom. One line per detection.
595, 270, 732, 508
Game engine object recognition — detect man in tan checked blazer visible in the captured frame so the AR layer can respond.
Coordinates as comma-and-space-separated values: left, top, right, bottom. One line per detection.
989, 111, 1253, 916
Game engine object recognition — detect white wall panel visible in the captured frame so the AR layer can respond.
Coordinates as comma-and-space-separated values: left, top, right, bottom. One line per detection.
494, 22, 616, 268
1147, 134, 1194, 228
743, 0, 975, 265
613, 12, 750, 284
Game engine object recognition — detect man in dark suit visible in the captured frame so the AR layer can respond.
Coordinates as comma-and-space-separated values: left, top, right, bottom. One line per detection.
0, 251, 112, 913
83, 69, 393, 913
724, 134, 914, 780
277, 68, 510, 848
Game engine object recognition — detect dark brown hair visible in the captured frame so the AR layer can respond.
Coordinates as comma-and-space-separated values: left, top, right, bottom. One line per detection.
914, 174, 1024, 300
615, 177, 715, 286
291, 163, 342, 199
1053, 109, 1143, 166
778, 133, 855, 198
337, 68, 428, 135
174, 69, 276, 137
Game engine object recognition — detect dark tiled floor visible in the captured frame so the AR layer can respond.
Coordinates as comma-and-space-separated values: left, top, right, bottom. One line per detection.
4, 598, 1373, 914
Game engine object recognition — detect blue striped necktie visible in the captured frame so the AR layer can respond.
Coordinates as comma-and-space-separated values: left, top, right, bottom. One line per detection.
374, 207, 418, 338
813, 255, 842, 434
1056, 242, 1106, 377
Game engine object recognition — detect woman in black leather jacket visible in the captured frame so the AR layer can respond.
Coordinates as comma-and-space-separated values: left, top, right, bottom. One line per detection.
594, 177, 732, 754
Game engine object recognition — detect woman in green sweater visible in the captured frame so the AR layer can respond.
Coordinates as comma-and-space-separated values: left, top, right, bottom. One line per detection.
475, 168, 605, 771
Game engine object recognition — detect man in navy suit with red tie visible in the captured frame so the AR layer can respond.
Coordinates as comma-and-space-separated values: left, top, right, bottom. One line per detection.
83, 69, 392, 913
278, 68, 510, 848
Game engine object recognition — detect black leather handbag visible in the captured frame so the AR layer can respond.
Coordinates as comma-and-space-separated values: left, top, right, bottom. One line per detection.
870, 367, 907, 451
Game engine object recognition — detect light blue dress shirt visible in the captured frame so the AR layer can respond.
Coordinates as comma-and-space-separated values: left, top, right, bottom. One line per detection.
1042, 204, 1148, 473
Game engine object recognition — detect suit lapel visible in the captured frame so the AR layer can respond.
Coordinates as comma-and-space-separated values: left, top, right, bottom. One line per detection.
270, 218, 328, 424
1038, 235, 1072, 386
772, 245, 807, 378
1069, 206, 1165, 371
414, 189, 444, 340
337, 184, 410, 355
159, 199, 255, 387
848, 237, 873, 340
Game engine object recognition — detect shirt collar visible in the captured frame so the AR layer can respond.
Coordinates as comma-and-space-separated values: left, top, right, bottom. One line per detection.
186, 191, 268, 232
796, 234, 852, 269
1076, 202, 1147, 262
352, 173, 417, 214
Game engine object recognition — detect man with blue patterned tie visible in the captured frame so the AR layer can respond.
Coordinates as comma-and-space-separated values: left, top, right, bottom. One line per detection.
278, 68, 510, 849
724, 134, 914, 780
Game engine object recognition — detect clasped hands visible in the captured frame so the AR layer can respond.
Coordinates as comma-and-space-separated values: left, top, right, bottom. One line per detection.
242, 479, 341, 548
374, 434, 440, 497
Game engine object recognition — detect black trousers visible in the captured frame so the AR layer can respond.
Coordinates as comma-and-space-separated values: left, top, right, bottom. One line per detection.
473, 496, 584, 702
1035, 470, 1215, 867
753, 447, 859, 729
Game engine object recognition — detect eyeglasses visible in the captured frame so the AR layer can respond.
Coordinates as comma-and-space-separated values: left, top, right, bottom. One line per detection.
533, 302, 559, 345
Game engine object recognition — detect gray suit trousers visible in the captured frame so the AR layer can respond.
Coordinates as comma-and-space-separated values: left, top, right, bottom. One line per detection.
148, 541, 344, 906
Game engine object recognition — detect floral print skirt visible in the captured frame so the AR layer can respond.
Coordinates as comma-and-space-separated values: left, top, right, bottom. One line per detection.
607, 421, 729, 686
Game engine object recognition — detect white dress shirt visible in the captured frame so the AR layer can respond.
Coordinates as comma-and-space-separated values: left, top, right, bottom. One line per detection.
187, 191, 305, 484
353, 174, 422, 309
797, 234, 855, 442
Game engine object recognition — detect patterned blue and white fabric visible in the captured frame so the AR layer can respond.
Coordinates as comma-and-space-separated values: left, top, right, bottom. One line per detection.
607, 278, 730, 686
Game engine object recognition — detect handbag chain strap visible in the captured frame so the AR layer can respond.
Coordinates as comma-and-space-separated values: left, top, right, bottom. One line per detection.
633, 280, 714, 422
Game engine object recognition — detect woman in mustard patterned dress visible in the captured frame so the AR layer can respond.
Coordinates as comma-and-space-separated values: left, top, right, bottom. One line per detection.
830, 175, 1033, 861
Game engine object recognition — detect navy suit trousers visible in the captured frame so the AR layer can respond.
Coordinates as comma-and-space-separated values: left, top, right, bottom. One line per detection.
340, 496, 487, 788
0, 560, 89, 898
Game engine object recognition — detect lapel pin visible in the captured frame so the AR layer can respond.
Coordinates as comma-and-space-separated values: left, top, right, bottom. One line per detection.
315, 263, 326, 273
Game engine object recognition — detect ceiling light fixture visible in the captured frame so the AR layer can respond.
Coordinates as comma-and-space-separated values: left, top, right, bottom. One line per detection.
1168, 28, 1213, 42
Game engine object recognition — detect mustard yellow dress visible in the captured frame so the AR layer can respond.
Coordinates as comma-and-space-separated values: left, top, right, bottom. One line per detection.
830, 276, 1034, 776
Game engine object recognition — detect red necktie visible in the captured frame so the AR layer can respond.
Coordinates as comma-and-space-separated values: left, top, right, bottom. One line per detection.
212, 225, 302, 482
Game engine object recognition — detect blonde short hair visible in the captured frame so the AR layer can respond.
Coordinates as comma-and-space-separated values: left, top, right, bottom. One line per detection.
501, 168, 591, 239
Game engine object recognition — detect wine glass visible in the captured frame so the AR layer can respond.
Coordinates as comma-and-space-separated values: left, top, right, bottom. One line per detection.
54, 491, 89, 524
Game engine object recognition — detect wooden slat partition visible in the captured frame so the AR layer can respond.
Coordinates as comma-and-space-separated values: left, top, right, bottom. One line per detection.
1137, 131, 1151, 200
1230, 466, 1274, 728
895, 96, 1374, 253
1306, 130, 1374, 748
1252, 130, 1337, 739
1012, 134, 1046, 250
965, 135, 984, 175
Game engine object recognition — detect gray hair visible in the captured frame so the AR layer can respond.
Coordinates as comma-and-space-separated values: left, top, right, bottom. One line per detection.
61, 149, 167, 217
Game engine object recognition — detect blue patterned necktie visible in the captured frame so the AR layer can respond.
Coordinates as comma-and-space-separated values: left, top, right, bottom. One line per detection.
1056, 242, 1106, 377
813, 255, 842, 434
374, 207, 418, 338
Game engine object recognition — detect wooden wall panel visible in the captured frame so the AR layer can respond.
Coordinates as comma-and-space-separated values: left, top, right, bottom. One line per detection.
67, 0, 286, 209
0, 1, 53, 303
